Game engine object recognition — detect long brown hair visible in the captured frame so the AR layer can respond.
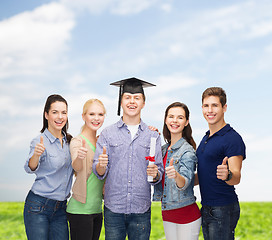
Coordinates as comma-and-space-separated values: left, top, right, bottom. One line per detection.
41, 94, 72, 143
163, 102, 196, 150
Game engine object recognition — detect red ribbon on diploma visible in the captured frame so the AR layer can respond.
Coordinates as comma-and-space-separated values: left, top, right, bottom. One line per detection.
145, 156, 155, 162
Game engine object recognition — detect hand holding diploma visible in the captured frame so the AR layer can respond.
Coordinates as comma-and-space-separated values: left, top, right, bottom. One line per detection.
146, 137, 159, 182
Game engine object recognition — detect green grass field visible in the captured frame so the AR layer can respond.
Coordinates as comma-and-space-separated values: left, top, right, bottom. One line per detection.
0, 202, 271, 239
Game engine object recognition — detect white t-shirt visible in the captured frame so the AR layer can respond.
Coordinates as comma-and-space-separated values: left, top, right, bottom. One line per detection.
127, 124, 140, 140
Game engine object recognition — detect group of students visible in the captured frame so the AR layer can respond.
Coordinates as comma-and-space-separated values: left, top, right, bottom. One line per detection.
23, 77, 246, 240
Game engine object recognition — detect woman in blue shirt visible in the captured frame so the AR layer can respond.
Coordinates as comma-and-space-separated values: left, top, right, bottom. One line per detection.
153, 102, 201, 240
24, 94, 73, 240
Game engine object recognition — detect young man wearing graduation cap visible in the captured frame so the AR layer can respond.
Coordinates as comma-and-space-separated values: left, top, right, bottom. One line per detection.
93, 77, 164, 240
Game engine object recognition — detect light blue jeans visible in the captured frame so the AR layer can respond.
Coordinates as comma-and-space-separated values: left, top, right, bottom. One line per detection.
23, 190, 69, 240
201, 202, 240, 240
104, 206, 151, 240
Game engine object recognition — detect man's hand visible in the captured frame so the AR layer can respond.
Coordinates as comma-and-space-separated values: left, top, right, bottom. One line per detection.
217, 157, 229, 181
98, 146, 108, 169
147, 164, 158, 179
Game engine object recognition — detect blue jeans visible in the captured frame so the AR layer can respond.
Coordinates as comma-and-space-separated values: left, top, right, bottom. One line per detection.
23, 190, 69, 240
104, 206, 151, 240
201, 202, 240, 240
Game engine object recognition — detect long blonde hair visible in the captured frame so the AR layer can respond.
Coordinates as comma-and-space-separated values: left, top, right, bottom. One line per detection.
81, 99, 106, 132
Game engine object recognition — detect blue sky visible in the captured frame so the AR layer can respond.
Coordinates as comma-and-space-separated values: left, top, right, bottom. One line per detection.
0, 0, 271, 201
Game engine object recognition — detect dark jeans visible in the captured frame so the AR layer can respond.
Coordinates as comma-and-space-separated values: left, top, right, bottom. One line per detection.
23, 190, 69, 240
201, 202, 240, 240
66, 212, 103, 240
104, 206, 151, 240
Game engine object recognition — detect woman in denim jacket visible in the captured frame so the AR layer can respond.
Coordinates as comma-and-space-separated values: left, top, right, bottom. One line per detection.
153, 102, 201, 240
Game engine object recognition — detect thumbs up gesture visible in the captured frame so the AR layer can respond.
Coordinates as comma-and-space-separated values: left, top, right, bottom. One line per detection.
34, 136, 46, 157
165, 158, 177, 179
77, 139, 88, 160
98, 146, 108, 169
217, 157, 229, 180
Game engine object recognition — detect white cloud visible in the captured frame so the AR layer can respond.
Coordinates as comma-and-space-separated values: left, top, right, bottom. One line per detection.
61, 0, 160, 15
0, 2, 75, 79
150, 1, 272, 61
60, 0, 112, 14
160, 3, 172, 13
52, 0, 272, 83
152, 74, 199, 95
111, 0, 159, 15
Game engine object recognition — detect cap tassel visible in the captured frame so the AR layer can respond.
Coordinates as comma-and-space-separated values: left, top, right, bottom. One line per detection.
117, 85, 122, 116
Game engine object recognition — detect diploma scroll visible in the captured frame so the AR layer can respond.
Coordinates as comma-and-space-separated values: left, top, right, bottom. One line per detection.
147, 137, 156, 182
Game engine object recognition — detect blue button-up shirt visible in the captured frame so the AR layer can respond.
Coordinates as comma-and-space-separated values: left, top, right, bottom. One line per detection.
93, 118, 164, 214
24, 128, 73, 201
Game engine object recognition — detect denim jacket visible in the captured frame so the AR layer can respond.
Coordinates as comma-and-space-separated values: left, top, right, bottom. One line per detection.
153, 137, 197, 210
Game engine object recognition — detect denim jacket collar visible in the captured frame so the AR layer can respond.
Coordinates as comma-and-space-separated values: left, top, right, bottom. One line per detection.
162, 137, 186, 154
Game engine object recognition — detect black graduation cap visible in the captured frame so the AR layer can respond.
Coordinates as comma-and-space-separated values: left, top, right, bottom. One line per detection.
110, 77, 156, 116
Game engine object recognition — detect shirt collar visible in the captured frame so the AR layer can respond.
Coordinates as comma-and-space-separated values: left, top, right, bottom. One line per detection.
44, 128, 67, 143
117, 117, 144, 131
205, 124, 231, 137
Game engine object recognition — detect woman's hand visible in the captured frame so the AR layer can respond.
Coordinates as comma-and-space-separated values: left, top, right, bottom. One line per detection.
29, 136, 45, 171
77, 139, 88, 160
33, 136, 45, 157
165, 158, 177, 179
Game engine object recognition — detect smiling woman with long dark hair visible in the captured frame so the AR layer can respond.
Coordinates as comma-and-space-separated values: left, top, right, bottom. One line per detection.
154, 102, 201, 240
23, 94, 73, 240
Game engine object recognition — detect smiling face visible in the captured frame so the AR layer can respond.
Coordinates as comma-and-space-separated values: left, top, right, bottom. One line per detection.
82, 102, 105, 132
165, 107, 189, 138
202, 95, 227, 128
45, 101, 68, 135
121, 93, 145, 119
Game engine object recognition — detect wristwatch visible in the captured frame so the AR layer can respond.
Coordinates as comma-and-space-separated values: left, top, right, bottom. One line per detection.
225, 170, 233, 181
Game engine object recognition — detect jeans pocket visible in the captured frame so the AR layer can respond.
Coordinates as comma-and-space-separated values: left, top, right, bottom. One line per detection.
209, 207, 224, 221
25, 200, 44, 214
